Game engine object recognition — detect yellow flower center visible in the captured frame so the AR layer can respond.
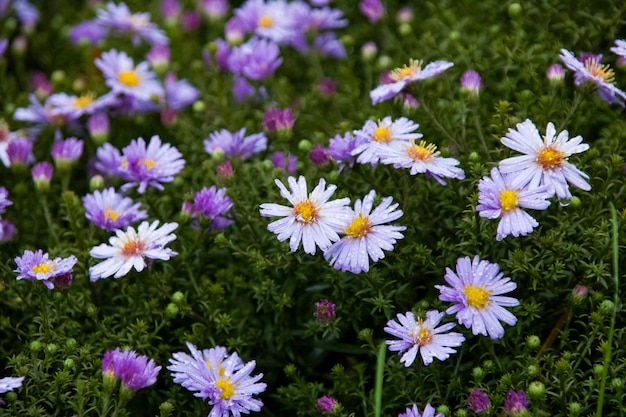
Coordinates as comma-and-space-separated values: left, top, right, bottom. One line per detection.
140, 159, 156, 169
104, 209, 119, 222
294, 200, 318, 223
73, 94, 95, 109
499, 190, 519, 212
32, 263, 52, 274
373, 126, 392, 143
118, 70, 140, 87
344, 214, 372, 239
584, 57, 615, 83
536, 145, 565, 170
406, 140, 439, 161
464, 285, 493, 309
216, 378, 235, 400
121, 239, 145, 257
259, 15, 273, 28
410, 319, 432, 346
207, 361, 226, 377
390, 59, 422, 81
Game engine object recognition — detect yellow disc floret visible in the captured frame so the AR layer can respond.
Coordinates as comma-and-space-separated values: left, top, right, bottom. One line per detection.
32, 263, 52, 274
344, 213, 372, 239
259, 16, 273, 28
216, 378, 236, 400
118, 70, 140, 87
536, 145, 565, 170
406, 141, 439, 161
499, 190, 519, 212
73, 94, 95, 109
464, 285, 493, 309
390, 59, 423, 81
373, 126, 392, 143
294, 200, 318, 223
584, 57, 615, 83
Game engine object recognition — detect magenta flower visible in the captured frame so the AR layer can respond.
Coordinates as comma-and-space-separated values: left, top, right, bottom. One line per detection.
102, 347, 161, 390
263, 108, 294, 132
504, 390, 529, 415
468, 389, 491, 413
204, 128, 267, 160
314, 299, 336, 324
359, 0, 384, 23
317, 396, 338, 413
189, 186, 234, 229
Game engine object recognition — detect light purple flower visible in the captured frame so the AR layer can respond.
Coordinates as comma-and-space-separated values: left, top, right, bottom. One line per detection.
232, 76, 257, 102
504, 390, 529, 415
359, 0, 384, 23
83, 187, 148, 232
234, 0, 301, 45
47, 92, 116, 121
546, 63, 565, 82
560, 49, 626, 106
328, 132, 364, 171
259, 176, 351, 255
271, 151, 297, 173
88, 112, 110, 143
263, 108, 294, 131
227, 38, 283, 80
314, 32, 346, 59
13, 94, 54, 128
190, 186, 234, 229
0, 219, 17, 242
468, 389, 491, 413
147, 43, 170, 71
182, 11, 201, 31
435, 256, 519, 340
324, 190, 405, 274
14, 249, 78, 290
201, 0, 229, 20
611, 39, 626, 59
102, 347, 161, 390
0, 376, 24, 394
460, 70, 482, 96
309, 7, 347, 30
317, 396, 337, 413
96, 1, 168, 45
32, 161, 53, 188
204, 128, 267, 160
7, 138, 34, 166
89, 220, 178, 281
69, 19, 108, 45
308, 144, 330, 166
370, 59, 454, 104
385, 310, 465, 366
0, 186, 12, 214
352, 116, 422, 166
476, 167, 552, 241
498, 119, 591, 200
163, 73, 200, 110
95, 49, 164, 102
51, 137, 84, 165
398, 404, 444, 417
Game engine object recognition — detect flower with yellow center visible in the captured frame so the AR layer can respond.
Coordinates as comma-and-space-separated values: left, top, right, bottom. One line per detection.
344, 214, 372, 239
104, 209, 119, 222
463, 285, 493, 310
216, 378, 236, 400
118, 70, 140, 87
406, 140, 439, 161
373, 126, 392, 143
73, 93, 96, 109
390, 59, 423, 81
499, 190, 519, 212
293, 199, 319, 224
32, 262, 53, 275
536, 145, 565, 171
583, 56, 615, 84
258, 15, 273, 28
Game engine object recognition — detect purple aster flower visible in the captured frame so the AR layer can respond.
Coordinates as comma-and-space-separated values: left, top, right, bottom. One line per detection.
314, 32, 346, 59
233, 76, 258, 102
168, 342, 266, 417
498, 119, 591, 200
352, 116, 422, 166
47, 92, 116, 122
308, 144, 330, 166
380, 140, 465, 185
0, 186, 12, 214
259, 176, 352, 255
317, 396, 337, 413
234, 0, 301, 45
227, 38, 283, 81
399, 404, 444, 417
14, 0, 39, 29
69, 19, 108, 45
14, 249, 78, 290
96, 135, 185, 193
201, 0, 229, 20
314, 299, 336, 324
96, 1, 169, 45
147, 44, 170, 73
435, 256, 519, 340
359, 0, 384, 23
610, 39, 626, 66
191, 186, 234, 229
51, 137, 84, 166
88, 112, 110, 144
82, 187, 148, 232
204, 128, 267, 160
263, 108, 294, 131
32, 161, 53, 191
324, 190, 406, 274
328, 132, 364, 171
13, 94, 55, 129
0, 219, 17, 242
504, 390, 529, 416
361, 41, 378, 61
30, 71, 52, 99
217, 161, 234, 178
163, 73, 200, 110
370, 59, 454, 104
182, 11, 201, 31
546, 63, 565, 82
396, 7, 414, 23
271, 151, 297, 173
7, 138, 34, 166
560, 49, 626, 106
460, 70, 482, 96
89, 220, 178, 281
385, 310, 465, 366
102, 347, 161, 390
225, 16, 246, 44
95, 49, 164, 102
319, 77, 336, 95
468, 389, 491, 413
308, 7, 347, 30
161, 0, 181, 21
0, 38, 7, 58
0, 376, 24, 394
476, 167, 552, 241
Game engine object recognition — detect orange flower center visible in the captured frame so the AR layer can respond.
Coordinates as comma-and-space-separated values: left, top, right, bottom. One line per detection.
121, 239, 145, 257
259, 16, 273, 28
406, 141, 439, 161
294, 200, 318, 223
390, 59, 422, 81
537, 145, 565, 170
373, 126, 392, 143
410, 319, 433, 346
344, 214, 372, 239
584, 57, 615, 83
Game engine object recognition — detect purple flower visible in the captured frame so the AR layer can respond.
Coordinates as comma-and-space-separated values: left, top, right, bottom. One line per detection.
47, 92, 116, 122
359, 0, 384, 23
560, 49, 626, 106
0, 376, 24, 394
82, 187, 148, 232
0, 186, 12, 214
317, 396, 337, 413
217, 161, 234, 178
102, 347, 161, 390
234, 0, 301, 45
96, 1, 168, 46
182, 11, 201, 31
308, 144, 330, 166
147, 43, 170, 72
228, 38, 283, 80
69, 19, 108, 45
468, 389, 491, 413
201, 0, 229, 20
370, 59, 454, 104
259, 176, 352, 255
398, 404, 444, 417
314, 32, 346, 59
476, 167, 552, 241
319, 77, 336, 95
314, 299, 336, 324
352, 116, 422, 166
204, 128, 267, 160
161, 0, 181, 21
435, 256, 519, 340
7, 138, 33, 166
168, 342, 266, 417
14, 249, 78, 290
51, 137, 84, 166
163, 73, 200, 110
263, 108, 294, 131
225, 16, 246, 44
88, 112, 110, 144
460, 70, 482, 96
271, 151, 297, 173
32, 161, 53, 190
385, 310, 465, 366
546, 63, 565, 82
324, 190, 406, 274
328, 132, 364, 171
0, 219, 17, 242
233, 76, 257, 102
504, 390, 528, 415
498, 119, 591, 200
190, 186, 234, 229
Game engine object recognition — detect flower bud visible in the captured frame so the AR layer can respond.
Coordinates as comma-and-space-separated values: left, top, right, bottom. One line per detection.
508, 3, 522, 17
46, 343, 58, 354
526, 335, 541, 349
317, 396, 338, 413
593, 364, 604, 377
568, 402, 581, 416
472, 367, 484, 380
165, 302, 179, 317
527, 381, 545, 400
30, 340, 42, 352
89, 175, 105, 192
599, 299, 615, 315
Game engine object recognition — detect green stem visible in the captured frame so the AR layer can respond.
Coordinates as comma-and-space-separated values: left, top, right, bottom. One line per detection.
39, 195, 60, 247
596, 203, 620, 417
473, 109, 492, 162
374, 341, 386, 417
419, 100, 462, 152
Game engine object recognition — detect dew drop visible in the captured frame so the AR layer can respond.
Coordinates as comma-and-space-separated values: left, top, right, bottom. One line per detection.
558, 198, 571, 207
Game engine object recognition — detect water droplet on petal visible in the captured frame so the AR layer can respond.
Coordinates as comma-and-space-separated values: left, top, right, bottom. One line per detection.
558, 198, 571, 207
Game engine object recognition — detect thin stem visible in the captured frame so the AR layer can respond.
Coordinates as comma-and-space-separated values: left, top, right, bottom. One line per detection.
419, 100, 462, 152
39, 195, 60, 247
374, 341, 386, 417
473, 109, 492, 162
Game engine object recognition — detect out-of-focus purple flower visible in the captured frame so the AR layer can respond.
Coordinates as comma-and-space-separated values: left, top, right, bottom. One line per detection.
13, 94, 55, 129
228, 38, 283, 80
51, 137, 84, 167
402, 93, 420, 110
161, 0, 181, 22
102, 347, 161, 390
398, 404, 444, 417
0, 119, 13, 167
7, 138, 33, 167
32, 161, 53, 191
328, 132, 363, 171
204, 128, 267, 160
163, 73, 200, 110
359, 0, 384, 23
214, 39, 231, 71
30, 71, 52, 100
83, 187, 148, 232
69, 19, 107, 45
361, 41, 377, 61
14, 0, 39, 30
217, 160, 233, 178
96, 1, 169, 46
314, 32, 346, 59
572, 284, 588, 299
504, 390, 529, 415
396, 7, 414, 23
546, 63, 565, 83
47, 92, 116, 122
0, 39, 8, 58
182, 11, 201, 31
201, 0, 229, 20
0, 186, 12, 214
314, 299, 336, 324
234, 0, 301, 46
319, 77, 336, 95
147, 44, 170, 73
263, 108, 294, 132
0, 219, 17, 242
271, 151, 297, 173
0, 376, 24, 394
308, 144, 330, 165
190, 186, 234, 229
14, 249, 78, 290
225, 16, 246, 45
460, 70, 482, 96
233, 76, 257, 102
11, 35, 27, 55
88, 112, 110, 144
468, 389, 491, 413
317, 396, 338, 413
